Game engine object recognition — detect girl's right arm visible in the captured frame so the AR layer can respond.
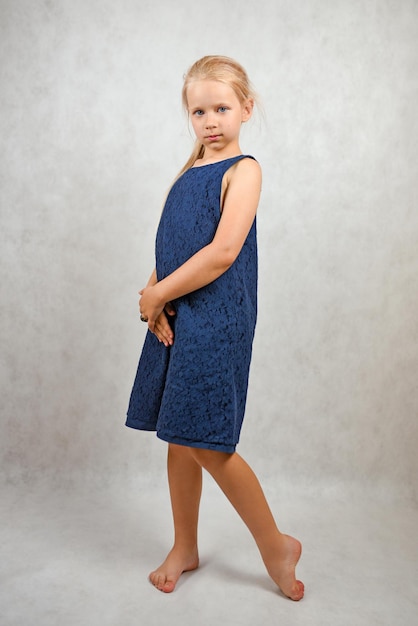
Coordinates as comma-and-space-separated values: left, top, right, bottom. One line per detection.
140, 268, 175, 347
140, 158, 261, 330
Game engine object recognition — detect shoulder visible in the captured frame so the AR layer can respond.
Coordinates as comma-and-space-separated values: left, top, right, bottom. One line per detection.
237, 156, 261, 176
226, 156, 262, 189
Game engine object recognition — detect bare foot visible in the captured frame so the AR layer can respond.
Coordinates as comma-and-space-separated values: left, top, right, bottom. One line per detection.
264, 534, 304, 601
149, 546, 199, 593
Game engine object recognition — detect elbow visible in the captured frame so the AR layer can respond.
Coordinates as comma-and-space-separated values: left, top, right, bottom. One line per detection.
223, 249, 237, 269
216, 247, 238, 272
208, 240, 239, 273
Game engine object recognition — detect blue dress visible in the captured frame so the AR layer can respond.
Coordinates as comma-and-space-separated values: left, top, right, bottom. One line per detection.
126, 155, 258, 453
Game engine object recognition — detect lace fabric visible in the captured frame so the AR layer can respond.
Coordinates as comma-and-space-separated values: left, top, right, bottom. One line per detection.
126, 156, 258, 453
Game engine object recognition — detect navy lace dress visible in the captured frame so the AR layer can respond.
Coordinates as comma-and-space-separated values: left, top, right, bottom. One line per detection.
126, 155, 258, 452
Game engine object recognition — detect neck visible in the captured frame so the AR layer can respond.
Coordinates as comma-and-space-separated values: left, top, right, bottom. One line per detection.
197, 145, 243, 165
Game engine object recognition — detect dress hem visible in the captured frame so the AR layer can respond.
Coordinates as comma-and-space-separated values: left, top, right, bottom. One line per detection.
156, 431, 236, 453
125, 419, 156, 432
125, 420, 237, 453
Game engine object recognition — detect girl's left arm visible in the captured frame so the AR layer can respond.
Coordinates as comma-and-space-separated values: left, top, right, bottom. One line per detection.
140, 158, 261, 331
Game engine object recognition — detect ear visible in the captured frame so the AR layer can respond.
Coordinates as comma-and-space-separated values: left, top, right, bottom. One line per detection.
241, 98, 254, 123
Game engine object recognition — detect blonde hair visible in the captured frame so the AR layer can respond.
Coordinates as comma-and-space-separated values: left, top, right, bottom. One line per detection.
178, 56, 258, 176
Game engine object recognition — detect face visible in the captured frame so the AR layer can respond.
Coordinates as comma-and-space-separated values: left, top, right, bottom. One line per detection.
186, 80, 253, 157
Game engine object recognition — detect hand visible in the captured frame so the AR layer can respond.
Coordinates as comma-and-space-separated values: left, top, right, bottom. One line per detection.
139, 286, 175, 345
153, 304, 176, 346
139, 284, 164, 328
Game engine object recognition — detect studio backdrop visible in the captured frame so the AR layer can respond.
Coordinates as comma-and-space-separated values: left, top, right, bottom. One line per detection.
1, 0, 417, 503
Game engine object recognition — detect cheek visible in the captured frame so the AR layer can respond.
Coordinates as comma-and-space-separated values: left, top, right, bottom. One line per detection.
190, 117, 201, 132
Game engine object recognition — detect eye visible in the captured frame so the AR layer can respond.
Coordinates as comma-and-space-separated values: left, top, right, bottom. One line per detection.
193, 109, 204, 116
218, 106, 228, 113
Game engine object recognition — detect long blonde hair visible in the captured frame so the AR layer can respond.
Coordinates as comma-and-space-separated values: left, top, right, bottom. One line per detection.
178, 56, 258, 176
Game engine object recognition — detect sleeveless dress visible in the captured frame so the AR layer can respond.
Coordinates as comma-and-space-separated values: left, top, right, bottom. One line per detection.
126, 155, 258, 453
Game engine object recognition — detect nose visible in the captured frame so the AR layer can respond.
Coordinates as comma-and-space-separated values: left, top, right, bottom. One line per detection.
205, 112, 217, 129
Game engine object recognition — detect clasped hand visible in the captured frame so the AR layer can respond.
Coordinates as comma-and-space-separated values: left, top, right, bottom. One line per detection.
139, 285, 175, 347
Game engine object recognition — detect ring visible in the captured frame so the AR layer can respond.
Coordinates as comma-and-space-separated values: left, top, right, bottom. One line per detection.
140, 314, 148, 322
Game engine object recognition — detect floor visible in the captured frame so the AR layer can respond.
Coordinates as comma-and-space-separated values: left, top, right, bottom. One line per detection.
1, 478, 417, 626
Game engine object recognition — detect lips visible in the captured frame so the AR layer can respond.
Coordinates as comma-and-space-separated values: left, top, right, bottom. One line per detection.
206, 135, 221, 141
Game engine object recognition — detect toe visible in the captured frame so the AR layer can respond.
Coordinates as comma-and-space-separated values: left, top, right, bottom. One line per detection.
161, 576, 176, 593
156, 574, 167, 591
149, 571, 164, 590
291, 581, 304, 601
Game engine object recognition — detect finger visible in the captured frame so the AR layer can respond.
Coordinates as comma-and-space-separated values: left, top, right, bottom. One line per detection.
154, 317, 174, 347
154, 324, 173, 347
159, 320, 174, 345
155, 330, 169, 347
165, 302, 176, 316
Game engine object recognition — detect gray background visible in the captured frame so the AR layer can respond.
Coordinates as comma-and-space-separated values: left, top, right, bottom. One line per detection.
1, 1, 417, 625
2, 0, 417, 498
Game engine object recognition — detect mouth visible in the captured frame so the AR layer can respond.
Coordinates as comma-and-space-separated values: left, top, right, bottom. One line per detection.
206, 134, 221, 141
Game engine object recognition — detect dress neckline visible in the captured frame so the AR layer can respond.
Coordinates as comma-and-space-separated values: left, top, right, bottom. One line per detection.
191, 155, 245, 169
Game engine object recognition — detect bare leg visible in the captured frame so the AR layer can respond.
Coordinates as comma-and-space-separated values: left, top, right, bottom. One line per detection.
149, 443, 202, 592
190, 448, 304, 601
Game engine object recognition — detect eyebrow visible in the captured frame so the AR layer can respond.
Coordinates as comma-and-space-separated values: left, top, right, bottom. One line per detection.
189, 102, 231, 110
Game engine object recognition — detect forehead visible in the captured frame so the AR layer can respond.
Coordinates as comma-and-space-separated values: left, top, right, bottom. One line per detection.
186, 80, 239, 107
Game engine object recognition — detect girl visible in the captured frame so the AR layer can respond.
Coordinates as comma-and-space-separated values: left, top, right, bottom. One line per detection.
126, 56, 304, 601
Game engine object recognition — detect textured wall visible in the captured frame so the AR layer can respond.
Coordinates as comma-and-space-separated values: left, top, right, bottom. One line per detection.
1, 0, 417, 501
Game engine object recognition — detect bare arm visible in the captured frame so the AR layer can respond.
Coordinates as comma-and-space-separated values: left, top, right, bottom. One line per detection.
139, 267, 176, 346
146, 268, 157, 287
140, 158, 261, 332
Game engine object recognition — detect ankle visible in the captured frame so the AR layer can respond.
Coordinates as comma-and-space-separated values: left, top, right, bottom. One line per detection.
172, 538, 199, 554
257, 530, 285, 560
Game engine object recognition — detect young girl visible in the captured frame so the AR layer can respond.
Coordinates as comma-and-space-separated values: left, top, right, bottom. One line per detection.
126, 55, 304, 601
